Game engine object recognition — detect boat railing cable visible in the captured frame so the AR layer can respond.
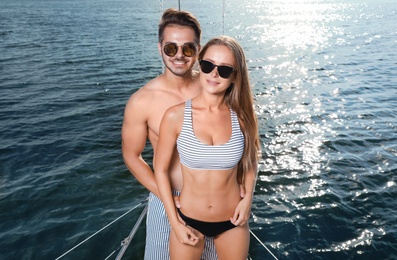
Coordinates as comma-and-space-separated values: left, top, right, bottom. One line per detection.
250, 229, 279, 260
113, 204, 148, 260
55, 199, 147, 260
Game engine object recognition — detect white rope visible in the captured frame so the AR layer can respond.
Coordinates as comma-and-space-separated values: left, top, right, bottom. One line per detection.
222, 0, 225, 35
103, 250, 117, 260
249, 229, 279, 260
55, 201, 145, 260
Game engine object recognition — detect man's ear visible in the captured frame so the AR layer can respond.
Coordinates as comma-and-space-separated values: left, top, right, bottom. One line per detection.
158, 42, 162, 55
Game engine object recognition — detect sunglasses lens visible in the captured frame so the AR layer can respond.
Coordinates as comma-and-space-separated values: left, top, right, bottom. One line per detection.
200, 60, 234, 79
164, 43, 197, 57
182, 43, 197, 57
218, 66, 234, 78
163, 43, 178, 57
200, 60, 215, 74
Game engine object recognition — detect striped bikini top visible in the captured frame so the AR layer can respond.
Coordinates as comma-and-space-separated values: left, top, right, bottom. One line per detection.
176, 99, 245, 170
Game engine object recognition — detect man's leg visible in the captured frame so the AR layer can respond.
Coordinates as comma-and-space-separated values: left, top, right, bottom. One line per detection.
144, 192, 170, 260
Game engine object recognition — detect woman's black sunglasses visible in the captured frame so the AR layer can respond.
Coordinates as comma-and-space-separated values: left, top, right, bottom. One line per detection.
163, 42, 197, 57
199, 60, 235, 79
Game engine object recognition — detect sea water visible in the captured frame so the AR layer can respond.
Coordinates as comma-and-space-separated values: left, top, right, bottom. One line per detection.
1, 0, 396, 259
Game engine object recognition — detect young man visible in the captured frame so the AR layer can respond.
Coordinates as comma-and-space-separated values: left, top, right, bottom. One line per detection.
121, 9, 217, 260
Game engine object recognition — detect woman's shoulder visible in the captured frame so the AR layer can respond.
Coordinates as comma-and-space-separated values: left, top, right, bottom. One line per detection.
163, 101, 186, 124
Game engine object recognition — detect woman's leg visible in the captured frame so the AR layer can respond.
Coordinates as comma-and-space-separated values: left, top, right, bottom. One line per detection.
214, 224, 250, 260
169, 228, 205, 260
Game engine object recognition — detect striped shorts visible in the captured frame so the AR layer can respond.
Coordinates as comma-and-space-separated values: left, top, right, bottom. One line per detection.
144, 192, 218, 260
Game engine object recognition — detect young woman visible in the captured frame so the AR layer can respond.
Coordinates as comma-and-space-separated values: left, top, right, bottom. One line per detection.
155, 36, 260, 260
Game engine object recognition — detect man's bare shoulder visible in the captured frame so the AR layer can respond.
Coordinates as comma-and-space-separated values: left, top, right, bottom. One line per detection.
125, 76, 169, 111
128, 76, 164, 100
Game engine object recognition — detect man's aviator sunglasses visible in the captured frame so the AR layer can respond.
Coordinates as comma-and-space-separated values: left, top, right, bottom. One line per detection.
199, 60, 235, 79
163, 42, 197, 57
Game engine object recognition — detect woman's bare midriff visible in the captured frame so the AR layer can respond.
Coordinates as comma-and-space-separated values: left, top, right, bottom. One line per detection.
179, 166, 241, 222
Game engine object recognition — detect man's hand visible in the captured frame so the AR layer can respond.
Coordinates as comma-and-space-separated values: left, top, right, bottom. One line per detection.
240, 183, 246, 198
174, 194, 181, 208
173, 195, 186, 225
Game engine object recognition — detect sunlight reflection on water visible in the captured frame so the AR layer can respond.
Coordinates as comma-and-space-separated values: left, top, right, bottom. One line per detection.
227, 0, 397, 258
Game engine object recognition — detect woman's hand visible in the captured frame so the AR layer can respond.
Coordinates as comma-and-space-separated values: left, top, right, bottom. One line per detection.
172, 222, 199, 246
230, 196, 252, 226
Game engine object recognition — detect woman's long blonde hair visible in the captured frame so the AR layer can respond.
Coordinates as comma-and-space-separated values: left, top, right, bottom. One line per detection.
198, 36, 260, 182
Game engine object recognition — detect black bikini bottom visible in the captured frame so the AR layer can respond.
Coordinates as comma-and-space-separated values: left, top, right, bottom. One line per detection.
177, 208, 237, 237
